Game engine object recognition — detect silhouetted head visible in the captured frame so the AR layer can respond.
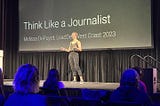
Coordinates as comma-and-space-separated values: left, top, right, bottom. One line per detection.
43, 69, 60, 89
120, 68, 139, 87
47, 68, 59, 82
13, 64, 39, 93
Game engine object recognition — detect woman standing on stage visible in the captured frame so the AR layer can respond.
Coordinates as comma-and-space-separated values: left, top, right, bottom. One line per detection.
61, 32, 84, 83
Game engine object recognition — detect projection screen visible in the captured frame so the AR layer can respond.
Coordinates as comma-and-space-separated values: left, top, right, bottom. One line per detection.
19, 0, 152, 51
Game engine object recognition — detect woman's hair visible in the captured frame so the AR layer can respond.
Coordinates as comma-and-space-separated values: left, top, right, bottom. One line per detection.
43, 69, 59, 89
48, 69, 59, 80
72, 32, 78, 37
13, 64, 39, 93
120, 68, 139, 87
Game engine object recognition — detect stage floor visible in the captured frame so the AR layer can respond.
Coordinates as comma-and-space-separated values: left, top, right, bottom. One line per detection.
4, 79, 119, 90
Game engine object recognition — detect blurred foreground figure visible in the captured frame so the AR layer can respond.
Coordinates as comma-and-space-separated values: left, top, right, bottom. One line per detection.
4, 64, 47, 106
110, 68, 152, 106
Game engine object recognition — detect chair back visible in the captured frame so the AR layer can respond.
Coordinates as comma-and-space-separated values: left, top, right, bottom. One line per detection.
47, 96, 69, 106
70, 97, 101, 106
108, 101, 144, 106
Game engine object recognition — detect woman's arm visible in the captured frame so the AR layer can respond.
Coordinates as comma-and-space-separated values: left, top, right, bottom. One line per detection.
76, 41, 82, 51
60, 42, 71, 52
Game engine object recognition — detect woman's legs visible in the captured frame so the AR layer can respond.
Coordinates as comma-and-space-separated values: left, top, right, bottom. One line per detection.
69, 52, 84, 82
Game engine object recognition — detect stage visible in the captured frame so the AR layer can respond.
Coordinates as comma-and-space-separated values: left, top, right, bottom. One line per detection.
4, 79, 160, 92
4, 79, 119, 90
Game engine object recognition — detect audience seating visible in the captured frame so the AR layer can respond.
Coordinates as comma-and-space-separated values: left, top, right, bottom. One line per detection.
60, 88, 82, 97
69, 97, 101, 106
107, 101, 145, 106
2, 85, 160, 106
46, 96, 69, 106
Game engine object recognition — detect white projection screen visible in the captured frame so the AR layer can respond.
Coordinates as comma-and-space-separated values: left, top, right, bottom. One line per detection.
19, 0, 152, 51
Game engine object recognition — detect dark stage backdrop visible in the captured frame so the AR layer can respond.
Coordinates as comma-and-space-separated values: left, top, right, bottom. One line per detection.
0, 0, 160, 82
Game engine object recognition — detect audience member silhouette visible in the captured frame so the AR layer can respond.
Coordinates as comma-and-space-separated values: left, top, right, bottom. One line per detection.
110, 68, 152, 106
132, 67, 147, 93
0, 68, 5, 106
4, 64, 47, 106
42, 68, 64, 95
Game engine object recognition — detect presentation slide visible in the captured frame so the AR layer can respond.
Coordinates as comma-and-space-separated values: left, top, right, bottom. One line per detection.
19, 0, 152, 51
